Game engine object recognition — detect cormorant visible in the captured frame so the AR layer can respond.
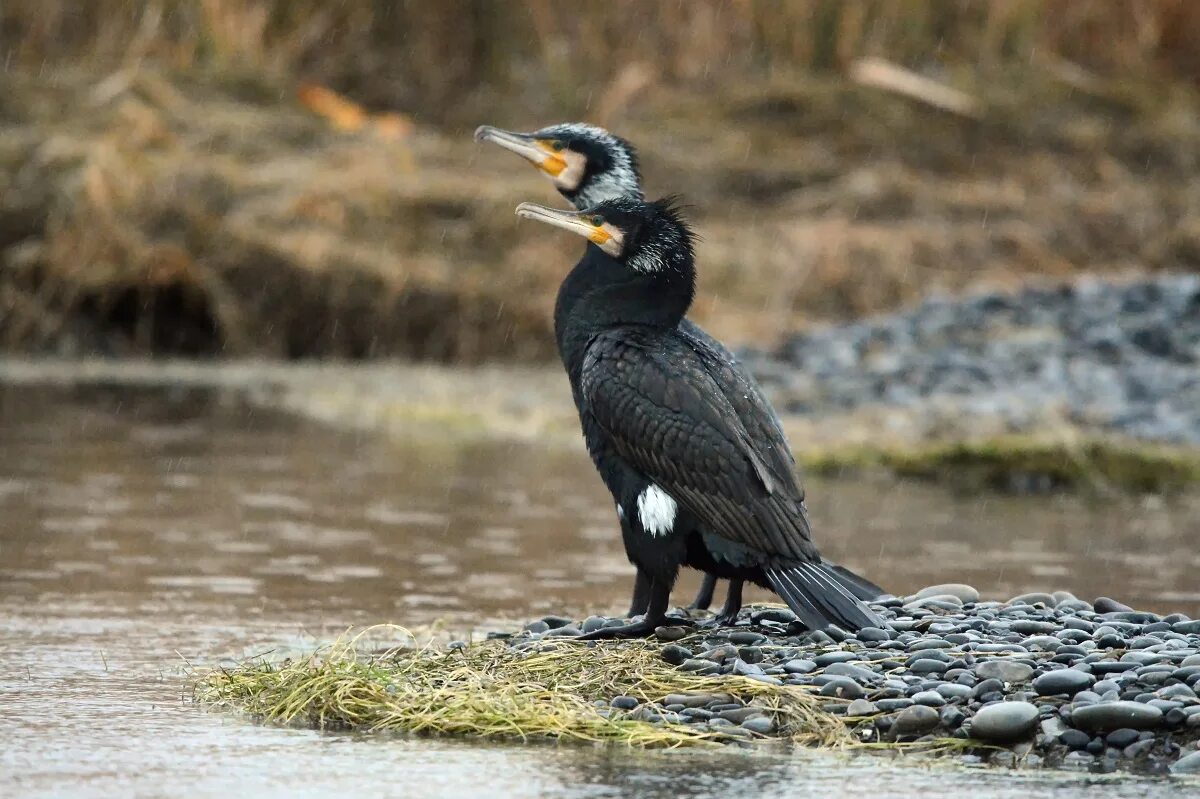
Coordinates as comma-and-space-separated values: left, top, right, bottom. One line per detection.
476, 122, 884, 624
514, 195, 886, 638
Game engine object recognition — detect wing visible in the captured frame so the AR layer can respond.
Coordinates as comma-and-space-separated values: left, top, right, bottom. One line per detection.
677, 320, 799, 493
581, 330, 818, 563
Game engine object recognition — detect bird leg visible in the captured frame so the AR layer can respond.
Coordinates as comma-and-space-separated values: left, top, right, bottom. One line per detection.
711, 579, 744, 627
626, 568, 651, 618
686, 573, 717, 611
579, 573, 674, 640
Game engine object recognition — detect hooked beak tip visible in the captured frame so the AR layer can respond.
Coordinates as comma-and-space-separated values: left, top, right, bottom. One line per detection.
473, 125, 493, 143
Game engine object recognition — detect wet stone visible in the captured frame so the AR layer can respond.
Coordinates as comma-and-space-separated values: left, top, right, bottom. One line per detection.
846, 699, 878, 716
892, 705, 940, 735
610, 696, 639, 711
1071, 701, 1163, 732
1033, 668, 1095, 697
679, 659, 720, 675
660, 644, 691, 666
1171, 751, 1200, 774
970, 701, 1040, 743
909, 658, 949, 675
912, 690, 946, 707
783, 659, 817, 674
819, 677, 865, 699
741, 716, 775, 735
975, 660, 1034, 683
1104, 728, 1139, 748
654, 626, 688, 642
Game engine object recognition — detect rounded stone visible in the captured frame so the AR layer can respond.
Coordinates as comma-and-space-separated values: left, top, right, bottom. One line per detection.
969, 701, 1040, 743
892, 704, 940, 735
741, 715, 775, 735
975, 660, 1035, 683
610, 696, 640, 710
1033, 668, 1096, 697
660, 644, 691, 666
1104, 728, 1139, 748
911, 584, 980, 604
654, 626, 688, 642
1171, 751, 1200, 775
1071, 701, 1164, 732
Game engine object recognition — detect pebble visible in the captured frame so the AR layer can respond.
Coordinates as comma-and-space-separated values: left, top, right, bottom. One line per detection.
892, 705, 940, 735
1171, 751, 1200, 774
1071, 701, 1164, 732
741, 716, 775, 735
976, 660, 1035, 682
660, 644, 691, 666
655, 626, 688, 642
909, 584, 980, 604
819, 678, 865, 699
846, 699, 878, 716
506, 581, 1200, 770
1033, 668, 1095, 697
970, 701, 1040, 743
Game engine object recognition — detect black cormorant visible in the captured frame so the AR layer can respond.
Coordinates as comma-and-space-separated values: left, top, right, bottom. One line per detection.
514, 195, 885, 638
477, 122, 884, 624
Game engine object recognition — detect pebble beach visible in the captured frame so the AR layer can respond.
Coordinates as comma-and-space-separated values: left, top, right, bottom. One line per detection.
499, 585, 1200, 775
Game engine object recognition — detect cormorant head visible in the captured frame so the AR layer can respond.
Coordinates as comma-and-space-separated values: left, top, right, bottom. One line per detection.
475, 123, 642, 210
515, 196, 694, 277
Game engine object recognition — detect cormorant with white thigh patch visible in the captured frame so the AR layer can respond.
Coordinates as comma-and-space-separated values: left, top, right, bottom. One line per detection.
476, 123, 885, 625
514, 195, 886, 638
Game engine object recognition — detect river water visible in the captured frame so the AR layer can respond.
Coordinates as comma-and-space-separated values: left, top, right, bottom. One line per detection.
2, 382, 1197, 798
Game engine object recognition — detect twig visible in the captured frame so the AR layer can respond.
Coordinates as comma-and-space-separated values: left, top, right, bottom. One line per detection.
849, 57, 981, 119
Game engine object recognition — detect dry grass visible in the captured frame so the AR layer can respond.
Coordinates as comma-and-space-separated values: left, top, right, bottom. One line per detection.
3, 1, 1198, 123
1, 3, 1198, 358
194, 625, 854, 748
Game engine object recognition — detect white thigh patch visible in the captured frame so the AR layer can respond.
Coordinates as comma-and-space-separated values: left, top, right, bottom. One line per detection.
636, 485, 677, 537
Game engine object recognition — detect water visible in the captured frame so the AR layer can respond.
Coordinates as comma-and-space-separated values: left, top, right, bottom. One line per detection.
2, 384, 1197, 798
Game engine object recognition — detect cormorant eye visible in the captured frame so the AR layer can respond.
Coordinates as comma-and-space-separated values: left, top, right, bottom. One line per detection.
590, 215, 604, 227
551, 140, 566, 152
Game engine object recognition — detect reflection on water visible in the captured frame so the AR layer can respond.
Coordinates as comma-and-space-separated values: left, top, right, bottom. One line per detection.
1, 386, 1197, 798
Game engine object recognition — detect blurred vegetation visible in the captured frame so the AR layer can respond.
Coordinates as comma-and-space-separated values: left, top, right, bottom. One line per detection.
1, 1, 1198, 359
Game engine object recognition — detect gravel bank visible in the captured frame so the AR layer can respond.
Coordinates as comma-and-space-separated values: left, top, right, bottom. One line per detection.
748, 276, 1200, 445
503, 586, 1200, 774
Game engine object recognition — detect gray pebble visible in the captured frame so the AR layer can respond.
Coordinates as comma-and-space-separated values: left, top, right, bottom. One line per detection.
911, 584, 979, 604
1033, 668, 1095, 697
846, 699, 878, 716
970, 701, 1040, 743
975, 660, 1034, 682
783, 659, 817, 674
1071, 701, 1163, 732
741, 716, 775, 735
892, 704, 940, 735
1171, 750, 1200, 774
610, 696, 639, 710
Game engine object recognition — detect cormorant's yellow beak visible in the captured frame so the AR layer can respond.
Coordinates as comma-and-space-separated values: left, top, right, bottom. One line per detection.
514, 203, 612, 247
475, 126, 568, 176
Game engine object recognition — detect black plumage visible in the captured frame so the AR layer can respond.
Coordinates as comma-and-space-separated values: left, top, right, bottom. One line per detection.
478, 121, 885, 624
518, 195, 886, 637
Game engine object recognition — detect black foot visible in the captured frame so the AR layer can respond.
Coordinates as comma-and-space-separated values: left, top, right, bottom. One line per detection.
709, 612, 740, 629
577, 617, 665, 640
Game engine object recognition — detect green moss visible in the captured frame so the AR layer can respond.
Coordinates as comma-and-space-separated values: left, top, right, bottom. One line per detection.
801, 436, 1200, 493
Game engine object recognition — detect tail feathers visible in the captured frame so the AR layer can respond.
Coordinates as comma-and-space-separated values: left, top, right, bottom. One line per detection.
819, 558, 887, 601
766, 562, 886, 633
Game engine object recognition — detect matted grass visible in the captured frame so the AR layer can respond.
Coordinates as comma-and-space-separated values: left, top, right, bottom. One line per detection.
194, 625, 853, 748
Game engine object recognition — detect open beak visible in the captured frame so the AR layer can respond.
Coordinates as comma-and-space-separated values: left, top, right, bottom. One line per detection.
475, 125, 567, 176
515, 203, 611, 246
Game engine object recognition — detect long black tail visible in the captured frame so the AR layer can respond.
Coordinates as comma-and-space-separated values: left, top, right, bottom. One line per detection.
765, 561, 886, 632
820, 558, 888, 601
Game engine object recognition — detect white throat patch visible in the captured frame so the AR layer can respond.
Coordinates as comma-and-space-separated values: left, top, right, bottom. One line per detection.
636, 484, 677, 537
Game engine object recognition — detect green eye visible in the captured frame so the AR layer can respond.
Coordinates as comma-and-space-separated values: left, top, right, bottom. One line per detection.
551, 140, 565, 152
590, 215, 604, 226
